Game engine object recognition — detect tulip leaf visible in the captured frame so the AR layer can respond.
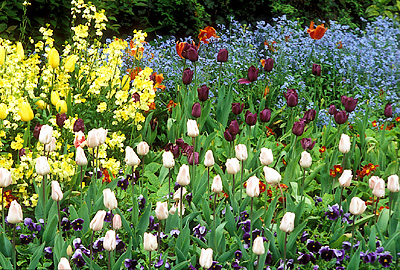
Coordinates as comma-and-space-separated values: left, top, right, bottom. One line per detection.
42, 214, 58, 246
264, 229, 280, 261
201, 197, 211, 225
198, 99, 211, 133
176, 224, 190, 256
114, 238, 132, 270
171, 260, 190, 270
217, 246, 236, 263
0, 233, 12, 258
53, 233, 67, 267
136, 203, 151, 238
83, 253, 102, 270
287, 220, 307, 252
347, 246, 361, 270
175, 247, 187, 263
0, 250, 12, 270
116, 208, 133, 238
225, 203, 236, 237
78, 201, 90, 234
263, 197, 277, 228
28, 241, 45, 270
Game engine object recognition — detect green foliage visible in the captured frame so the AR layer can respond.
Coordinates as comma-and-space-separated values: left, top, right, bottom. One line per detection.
366, 0, 400, 20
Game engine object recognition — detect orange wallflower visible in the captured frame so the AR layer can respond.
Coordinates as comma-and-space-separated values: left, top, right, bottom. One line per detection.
307, 21, 327, 40
198, 26, 218, 44
127, 67, 142, 80
319, 146, 326, 153
102, 168, 111, 183
151, 72, 165, 91
148, 102, 156, 110
167, 100, 177, 112
176, 41, 186, 58
264, 41, 277, 52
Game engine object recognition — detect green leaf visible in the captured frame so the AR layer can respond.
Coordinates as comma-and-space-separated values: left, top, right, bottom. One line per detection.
225, 203, 236, 237
0, 233, 12, 258
136, 203, 151, 237
28, 241, 45, 270
115, 208, 133, 238
83, 253, 102, 270
171, 260, 190, 270
264, 197, 277, 227
42, 214, 58, 246
0, 251, 12, 270
114, 237, 132, 270
347, 246, 361, 270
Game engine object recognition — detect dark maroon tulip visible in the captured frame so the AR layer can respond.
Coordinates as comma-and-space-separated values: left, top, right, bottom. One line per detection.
303, 109, 316, 124
248, 65, 259, 82
334, 110, 348, 124
181, 144, 193, 156
228, 120, 240, 136
301, 138, 316, 150
224, 129, 236, 141
341, 95, 358, 112
19, 148, 26, 157
56, 113, 67, 128
73, 118, 85, 133
33, 123, 43, 140
232, 103, 244, 115
260, 108, 271, 123
245, 110, 257, 126
171, 145, 180, 159
284, 89, 298, 107
182, 68, 194, 85
188, 152, 199, 165
292, 121, 305, 136
328, 104, 337, 115
132, 93, 140, 102
192, 102, 201, 118
384, 103, 392, 117
217, 48, 228, 62
263, 58, 274, 72
197, 85, 209, 102
175, 138, 185, 148
312, 64, 321, 76
150, 118, 158, 131
182, 43, 197, 61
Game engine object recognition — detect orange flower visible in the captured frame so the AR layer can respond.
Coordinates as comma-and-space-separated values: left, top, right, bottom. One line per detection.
265, 126, 274, 136
396, 117, 400, 122
102, 168, 111, 183
176, 41, 186, 58
152, 72, 165, 91
372, 120, 377, 127
319, 146, 326, 153
148, 102, 156, 110
282, 158, 287, 166
307, 21, 327, 40
263, 86, 270, 97
127, 67, 142, 81
167, 100, 177, 113
264, 41, 277, 52
337, 41, 343, 49
198, 26, 218, 44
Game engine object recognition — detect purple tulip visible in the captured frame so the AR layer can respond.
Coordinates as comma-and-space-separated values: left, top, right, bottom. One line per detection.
182, 68, 194, 85
245, 110, 257, 126
224, 129, 236, 141
263, 58, 274, 72
328, 104, 337, 115
238, 65, 259, 84
197, 85, 209, 102
56, 113, 67, 128
284, 89, 298, 107
341, 95, 358, 112
312, 64, 321, 76
182, 43, 198, 62
334, 110, 348, 124
292, 121, 305, 136
303, 109, 316, 124
192, 102, 201, 118
33, 123, 43, 140
301, 138, 316, 150
232, 103, 244, 115
188, 152, 199, 165
384, 103, 392, 117
217, 48, 228, 62
73, 118, 85, 133
228, 120, 240, 136
260, 108, 271, 123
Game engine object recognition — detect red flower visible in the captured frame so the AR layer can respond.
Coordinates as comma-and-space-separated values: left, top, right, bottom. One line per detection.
176, 41, 186, 58
198, 26, 218, 45
282, 158, 287, 166
307, 21, 327, 40
396, 117, 400, 122
102, 168, 111, 183
334, 165, 343, 174
330, 169, 337, 177
319, 146, 326, 153
259, 181, 266, 193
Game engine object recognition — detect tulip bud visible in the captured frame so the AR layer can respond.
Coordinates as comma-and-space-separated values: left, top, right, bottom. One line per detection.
0, 103, 8, 119
125, 146, 141, 166
103, 188, 118, 210
137, 141, 149, 156
388, 175, 399, 192
197, 85, 209, 102
39, 124, 53, 145
231, 103, 244, 115
121, 75, 131, 91
7, 200, 23, 224
260, 108, 271, 123
384, 103, 392, 118
33, 123, 43, 140
192, 102, 201, 118
0, 168, 12, 187
56, 113, 67, 128
182, 68, 194, 85
284, 89, 298, 107
16, 42, 24, 60
87, 129, 101, 148
36, 156, 50, 176
226, 158, 240, 175
173, 187, 187, 201
155, 201, 169, 220
51, 181, 63, 201
338, 170, 352, 187
263, 166, 281, 186
292, 120, 305, 136
341, 96, 358, 113
112, 214, 122, 230
245, 110, 257, 126
90, 210, 106, 231
247, 65, 259, 82
372, 178, 385, 198
300, 138, 316, 150
177, 164, 190, 186
279, 212, 295, 233
66, 245, 73, 256
45, 138, 56, 152
199, 248, 213, 269
162, 151, 174, 169
328, 104, 337, 115
211, 175, 223, 193
224, 129, 235, 142
51, 91, 60, 106
187, 119, 199, 138
188, 152, 199, 166
187, 46, 198, 62
103, 230, 116, 251
312, 63, 321, 76
75, 147, 88, 166
58, 257, 72, 270
259, 148, 273, 166
235, 144, 248, 161
303, 109, 316, 123
48, 47, 60, 69
228, 120, 240, 136
217, 48, 228, 62
0, 45, 5, 66
18, 101, 34, 122
64, 55, 78, 73
338, 134, 351, 154
334, 110, 348, 125
252, 236, 265, 255
56, 100, 67, 114
349, 197, 366, 215
369, 176, 379, 190
143, 232, 158, 251
204, 150, 214, 167
97, 128, 107, 145
263, 58, 274, 72
246, 176, 260, 197
299, 151, 312, 168
169, 202, 185, 216
73, 118, 85, 133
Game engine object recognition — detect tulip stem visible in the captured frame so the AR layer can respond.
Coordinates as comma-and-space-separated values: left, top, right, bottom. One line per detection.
351, 215, 357, 257
207, 167, 210, 199
257, 255, 261, 270
158, 221, 161, 254
57, 200, 61, 233
342, 153, 346, 170
80, 165, 83, 204
374, 196, 378, 223
278, 184, 285, 212
213, 193, 217, 233
180, 186, 183, 230
232, 174, 235, 200
168, 168, 171, 208
301, 167, 306, 205
240, 161, 244, 202
90, 231, 94, 270
42, 174, 47, 223
283, 232, 288, 270
148, 251, 151, 270
339, 186, 344, 220
12, 225, 16, 270
107, 250, 111, 270
218, 62, 222, 91
1, 189, 4, 229
192, 137, 196, 190
141, 157, 145, 195
250, 197, 253, 248
389, 192, 392, 217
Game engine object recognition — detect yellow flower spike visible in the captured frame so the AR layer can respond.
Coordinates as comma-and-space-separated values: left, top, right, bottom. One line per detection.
35, 100, 46, 110
0, 45, 5, 66
16, 42, 24, 60
56, 100, 67, 113
64, 55, 78, 72
48, 47, 60, 69
51, 91, 60, 106
121, 75, 130, 91
0, 103, 8, 119
18, 101, 34, 122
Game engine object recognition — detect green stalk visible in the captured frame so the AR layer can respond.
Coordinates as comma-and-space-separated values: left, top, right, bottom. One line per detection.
1, 189, 4, 229
180, 186, 183, 230
107, 250, 111, 270
283, 232, 288, 270
350, 215, 358, 257
57, 201, 61, 232
13, 226, 16, 270
42, 174, 47, 223
90, 231, 94, 270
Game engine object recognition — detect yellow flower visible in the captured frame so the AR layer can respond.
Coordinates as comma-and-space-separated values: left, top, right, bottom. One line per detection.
18, 101, 34, 121
0, 45, 5, 66
121, 75, 130, 91
16, 42, 24, 60
0, 103, 8, 119
35, 100, 46, 110
56, 100, 67, 113
64, 55, 78, 72
51, 91, 60, 106
48, 47, 60, 69
97, 102, 107, 113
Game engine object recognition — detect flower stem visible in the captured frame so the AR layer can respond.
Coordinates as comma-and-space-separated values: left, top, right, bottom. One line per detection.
192, 137, 196, 190
158, 221, 161, 254
232, 174, 235, 200
90, 231, 94, 270
180, 186, 183, 230
168, 168, 171, 208
258, 255, 261, 270
279, 184, 286, 212
250, 197, 253, 248
240, 161, 244, 203
301, 167, 306, 204
12, 225, 16, 270
148, 251, 151, 270
107, 250, 111, 270
351, 215, 358, 257
43, 174, 47, 223
57, 201, 61, 233
339, 186, 344, 220
213, 193, 217, 233
389, 192, 392, 216
1, 189, 4, 229
207, 167, 210, 198
374, 196, 378, 223
80, 165, 83, 204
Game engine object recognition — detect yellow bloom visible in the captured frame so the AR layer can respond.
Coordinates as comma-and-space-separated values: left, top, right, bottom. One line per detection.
121, 75, 130, 91
51, 91, 60, 106
64, 55, 78, 72
35, 100, 46, 110
48, 47, 60, 69
97, 102, 107, 113
0, 45, 5, 66
0, 103, 7, 119
18, 101, 34, 121
56, 100, 67, 113
16, 42, 24, 60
